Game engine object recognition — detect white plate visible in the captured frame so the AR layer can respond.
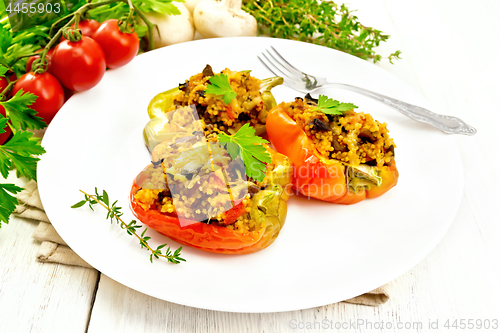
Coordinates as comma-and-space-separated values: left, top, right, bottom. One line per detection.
37, 37, 463, 313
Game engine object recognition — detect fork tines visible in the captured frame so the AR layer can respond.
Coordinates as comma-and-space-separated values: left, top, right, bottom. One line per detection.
258, 46, 304, 82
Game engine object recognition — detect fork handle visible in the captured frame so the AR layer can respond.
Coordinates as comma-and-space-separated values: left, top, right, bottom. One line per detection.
328, 83, 477, 135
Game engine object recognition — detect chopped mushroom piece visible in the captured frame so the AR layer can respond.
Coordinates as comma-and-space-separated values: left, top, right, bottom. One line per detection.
358, 128, 377, 143
310, 118, 332, 132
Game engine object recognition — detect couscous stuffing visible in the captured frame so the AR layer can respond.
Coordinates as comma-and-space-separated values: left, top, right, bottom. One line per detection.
169, 65, 281, 135
282, 94, 395, 168
135, 117, 291, 232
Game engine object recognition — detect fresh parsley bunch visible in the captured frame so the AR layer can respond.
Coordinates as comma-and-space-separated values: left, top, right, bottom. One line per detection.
1, 67, 47, 226
0, 0, 182, 228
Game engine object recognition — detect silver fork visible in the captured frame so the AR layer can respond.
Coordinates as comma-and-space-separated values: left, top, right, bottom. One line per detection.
258, 46, 476, 135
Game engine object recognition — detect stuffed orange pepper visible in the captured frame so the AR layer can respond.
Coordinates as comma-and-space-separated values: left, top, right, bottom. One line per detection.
266, 94, 398, 204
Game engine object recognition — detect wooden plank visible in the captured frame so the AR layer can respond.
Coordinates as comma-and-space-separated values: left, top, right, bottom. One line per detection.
0, 173, 99, 333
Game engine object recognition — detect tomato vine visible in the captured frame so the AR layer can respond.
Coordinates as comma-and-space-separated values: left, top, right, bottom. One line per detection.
0, 0, 182, 227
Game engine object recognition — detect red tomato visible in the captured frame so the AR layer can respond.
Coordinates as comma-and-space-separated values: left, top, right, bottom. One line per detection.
51, 37, 106, 91
62, 85, 74, 102
60, 19, 101, 41
12, 72, 65, 124
92, 19, 139, 69
0, 105, 12, 145
26, 48, 55, 73
0, 71, 17, 93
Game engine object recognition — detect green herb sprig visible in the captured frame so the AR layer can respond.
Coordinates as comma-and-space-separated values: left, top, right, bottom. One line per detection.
72, 188, 186, 264
1, 89, 46, 130
243, 0, 402, 63
0, 131, 46, 180
312, 94, 358, 115
89, 0, 181, 23
0, 183, 23, 226
0, 76, 46, 226
205, 73, 237, 104
218, 123, 271, 183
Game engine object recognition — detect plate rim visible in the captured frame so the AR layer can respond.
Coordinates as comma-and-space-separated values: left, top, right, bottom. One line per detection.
37, 36, 464, 313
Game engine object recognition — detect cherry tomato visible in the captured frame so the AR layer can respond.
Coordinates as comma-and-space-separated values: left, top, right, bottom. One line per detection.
62, 85, 74, 102
0, 71, 17, 93
0, 105, 12, 145
51, 36, 106, 91
60, 19, 101, 41
12, 72, 65, 124
92, 19, 139, 69
26, 48, 55, 73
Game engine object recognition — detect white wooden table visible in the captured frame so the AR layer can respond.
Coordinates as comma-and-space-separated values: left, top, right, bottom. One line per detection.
2, 0, 500, 332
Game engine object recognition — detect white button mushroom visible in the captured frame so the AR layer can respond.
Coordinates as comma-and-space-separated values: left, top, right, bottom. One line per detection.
143, 2, 195, 48
184, 0, 205, 14
193, 0, 257, 38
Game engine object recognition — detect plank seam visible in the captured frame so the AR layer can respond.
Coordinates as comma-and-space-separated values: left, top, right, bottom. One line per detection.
85, 271, 102, 333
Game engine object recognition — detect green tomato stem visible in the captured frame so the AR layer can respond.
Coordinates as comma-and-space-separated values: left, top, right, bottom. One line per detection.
6, 53, 38, 70
117, 0, 137, 34
0, 80, 17, 101
48, 12, 76, 37
49, 0, 118, 37
63, 12, 83, 42
34, 16, 76, 74
133, 7, 155, 50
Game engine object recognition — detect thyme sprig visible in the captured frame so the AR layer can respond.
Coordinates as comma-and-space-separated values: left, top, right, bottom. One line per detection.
72, 188, 186, 264
243, 0, 402, 63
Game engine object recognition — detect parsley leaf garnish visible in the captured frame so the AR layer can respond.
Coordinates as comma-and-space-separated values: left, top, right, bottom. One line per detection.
0, 183, 23, 226
0, 131, 46, 180
218, 124, 271, 183
312, 95, 358, 115
205, 73, 237, 104
0, 89, 46, 131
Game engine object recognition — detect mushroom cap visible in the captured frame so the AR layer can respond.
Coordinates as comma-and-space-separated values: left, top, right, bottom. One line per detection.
144, 2, 195, 48
194, 0, 257, 38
